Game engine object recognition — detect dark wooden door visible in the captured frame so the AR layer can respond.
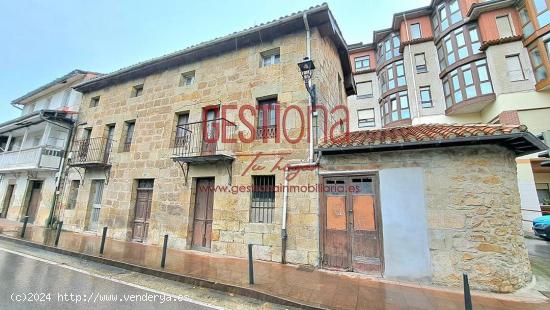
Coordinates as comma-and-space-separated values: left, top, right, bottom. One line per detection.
1, 184, 15, 218
322, 175, 382, 274
192, 178, 215, 250
132, 180, 154, 242
26, 181, 43, 223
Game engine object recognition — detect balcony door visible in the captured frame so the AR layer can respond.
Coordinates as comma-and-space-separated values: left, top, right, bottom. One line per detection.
103, 125, 115, 163
321, 175, 383, 274
87, 180, 104, 231
79, 128, 92, 162
25, 181, 42, 223
201, 107, 218, 156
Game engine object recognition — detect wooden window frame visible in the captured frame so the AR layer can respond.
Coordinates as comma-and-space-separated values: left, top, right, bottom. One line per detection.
380, 91, 410, 125
410, 23, 422, 40
379, 60, 406, 94
122, 121, 135, 152
376, 33, 401, 65
256, 96, 278, 139
436, 24, 481, 70
432, 0, 463, 36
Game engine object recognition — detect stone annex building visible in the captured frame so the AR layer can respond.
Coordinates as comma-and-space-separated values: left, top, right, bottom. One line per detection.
0, 2, 549, 293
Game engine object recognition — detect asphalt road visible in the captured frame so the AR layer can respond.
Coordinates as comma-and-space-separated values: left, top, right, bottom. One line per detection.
0, 249, 216, 310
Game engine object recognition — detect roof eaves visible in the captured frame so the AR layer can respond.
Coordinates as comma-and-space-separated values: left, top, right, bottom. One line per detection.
74, 3, 332, 93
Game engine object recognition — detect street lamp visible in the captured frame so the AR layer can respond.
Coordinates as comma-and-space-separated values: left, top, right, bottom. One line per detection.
297, 57, 316, 105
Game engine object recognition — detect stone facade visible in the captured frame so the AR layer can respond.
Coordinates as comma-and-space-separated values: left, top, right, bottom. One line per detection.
60, 28, 347, 267
319, 145, 531, 293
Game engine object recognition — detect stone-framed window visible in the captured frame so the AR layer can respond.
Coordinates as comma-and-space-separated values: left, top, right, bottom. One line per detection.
250, 175, 275, 223
381, 91, 410, 125
67, 180, 80, 209
122, 120, 135, 152
179, 71, 195, 86
260, 48, 280, 67
131, 84, 144, 97
256, 96, 277, 139
90, 96, 100, 108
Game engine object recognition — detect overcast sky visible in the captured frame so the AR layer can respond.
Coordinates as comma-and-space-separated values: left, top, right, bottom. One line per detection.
0, 0, 430, 123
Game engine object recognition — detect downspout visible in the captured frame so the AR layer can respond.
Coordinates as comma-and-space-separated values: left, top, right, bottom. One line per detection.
403, 14, 421, 120
281, 12, 317, 264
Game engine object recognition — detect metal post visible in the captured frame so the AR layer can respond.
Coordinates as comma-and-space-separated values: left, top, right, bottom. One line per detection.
463, 273, 473, 310
248, 244, 254, 284
54, 221, 63, 247
160, 234, 168, 268
99, 227, 107, 255
20, 216, 29, 238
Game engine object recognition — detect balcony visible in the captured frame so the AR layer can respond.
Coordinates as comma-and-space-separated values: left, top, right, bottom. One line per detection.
172, 118, 236, 163
69, 137, 113, 168
0, 146, 64, 172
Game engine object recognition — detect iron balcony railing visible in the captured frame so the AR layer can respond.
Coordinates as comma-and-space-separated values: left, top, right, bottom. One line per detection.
70, 137, 114, 166
173, 118, 237, 158
0, 145, 64, 172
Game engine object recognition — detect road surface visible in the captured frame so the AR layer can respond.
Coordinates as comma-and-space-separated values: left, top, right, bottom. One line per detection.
0, 248, 217, 310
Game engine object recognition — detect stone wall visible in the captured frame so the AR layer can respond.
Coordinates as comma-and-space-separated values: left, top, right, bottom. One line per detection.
60, 28, 345, 266
320, 145, 531, 292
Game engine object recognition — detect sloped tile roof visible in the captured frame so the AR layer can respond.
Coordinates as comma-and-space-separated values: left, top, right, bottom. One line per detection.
317, 123, 546, 156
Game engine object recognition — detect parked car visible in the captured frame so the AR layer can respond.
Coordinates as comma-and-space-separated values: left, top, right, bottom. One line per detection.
533, 215, 550, 240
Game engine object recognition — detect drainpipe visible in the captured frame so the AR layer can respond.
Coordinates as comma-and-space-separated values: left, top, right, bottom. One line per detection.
403, 13, 421, 120
280, 12, 318, 264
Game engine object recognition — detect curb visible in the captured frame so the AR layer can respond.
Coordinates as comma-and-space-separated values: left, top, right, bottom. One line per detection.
0, 234, 323, 310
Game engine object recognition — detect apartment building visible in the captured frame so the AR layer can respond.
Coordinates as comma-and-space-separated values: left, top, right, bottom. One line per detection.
55, 4, 354, 267
347, 0, 550, 229
0, 70, 99, 226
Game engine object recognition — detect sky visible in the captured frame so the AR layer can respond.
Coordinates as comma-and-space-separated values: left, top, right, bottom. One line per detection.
0, 0, 430, 123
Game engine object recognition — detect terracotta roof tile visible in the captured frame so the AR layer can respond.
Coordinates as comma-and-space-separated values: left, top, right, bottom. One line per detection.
318, 123, 528, 149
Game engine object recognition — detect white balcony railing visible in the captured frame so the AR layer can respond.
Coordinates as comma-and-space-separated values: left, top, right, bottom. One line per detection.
0, 146, 64, 172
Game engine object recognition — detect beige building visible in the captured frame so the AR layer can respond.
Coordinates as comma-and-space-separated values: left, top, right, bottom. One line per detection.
347, 0, 550, 229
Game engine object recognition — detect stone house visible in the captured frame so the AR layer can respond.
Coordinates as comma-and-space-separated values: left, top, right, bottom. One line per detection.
57, 4, 353, 266
316, 123, 546, 292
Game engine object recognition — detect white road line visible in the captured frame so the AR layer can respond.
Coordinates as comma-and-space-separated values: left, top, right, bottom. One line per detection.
0, 246, 225, 310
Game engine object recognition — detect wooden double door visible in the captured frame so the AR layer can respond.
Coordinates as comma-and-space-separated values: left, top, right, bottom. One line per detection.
321, 175, 383, 274
191, 178, 215, 251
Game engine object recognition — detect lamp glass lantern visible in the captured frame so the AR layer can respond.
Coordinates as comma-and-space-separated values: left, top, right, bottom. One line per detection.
298, 57, 316, 85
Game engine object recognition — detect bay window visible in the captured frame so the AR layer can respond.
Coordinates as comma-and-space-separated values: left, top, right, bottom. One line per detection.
534, 0, 550, 28
381, 91, 410, 125
432, 0, 463, 37
437, 25, 482, 70
376, 33, 401, 65
378, 61, 406, 94
442, 60, 494, 109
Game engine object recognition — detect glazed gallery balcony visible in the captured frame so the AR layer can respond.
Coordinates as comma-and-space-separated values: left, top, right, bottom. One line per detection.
69, 137, 113, 168
171, 118, 237, 163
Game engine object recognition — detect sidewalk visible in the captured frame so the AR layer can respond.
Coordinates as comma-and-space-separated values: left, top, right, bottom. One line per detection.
0, 219, 547, 310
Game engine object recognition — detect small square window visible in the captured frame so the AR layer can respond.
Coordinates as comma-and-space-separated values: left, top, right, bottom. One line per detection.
90, 96, 100, 108
179, 71, 195, 86
131, 84, 144, 97
260, 48, 280, 67
357, 108, 375, 128
357, 81, 373, 99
